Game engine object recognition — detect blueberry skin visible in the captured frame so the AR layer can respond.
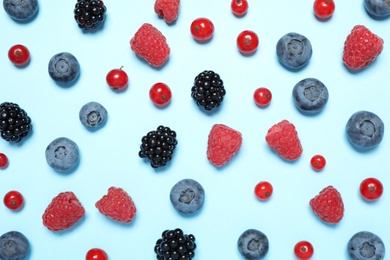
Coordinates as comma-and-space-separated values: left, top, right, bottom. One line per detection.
79, 101, 107, 129
346, 111, 384, 149
237, 229, 269, 259
3, 0, 38, 22
348, 231, 385, 260
48, 52, 80, 85
0, 231, 30, 260
45, 137, 80, 172
364, 0, 390, 17
292, 78, 329, 113
170, 179, 205, 215
276, 32, 312, 70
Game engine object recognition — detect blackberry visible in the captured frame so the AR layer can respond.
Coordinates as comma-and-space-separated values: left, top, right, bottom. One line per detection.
0, 102, 32, 143
191, 70, 226, 111
74, 0, 107, 31
154, 228, 196, 260
139, 125, 178, 168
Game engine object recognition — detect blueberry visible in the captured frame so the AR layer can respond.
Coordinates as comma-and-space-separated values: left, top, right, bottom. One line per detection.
170, 179, 205, 215
3, 0, 38, 22
276, 32, 312, 70
237, 229, 269, 259
45, 137, 80, 172
79, 101, 107, 129
348, 231, 385, 260
48, 52, 80, 85
292, 78, 329, 114
364, 0, 390, 18
346, 111, 384, 149
0, 231, 30, 260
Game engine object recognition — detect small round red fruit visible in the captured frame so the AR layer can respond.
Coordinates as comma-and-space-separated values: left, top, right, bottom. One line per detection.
360, 177, 383, 201
8, 44, 30, 67
231, 0, 248, 16
237, 30, 259, 55
294, 240, 314, 259
149, 82, 172, 107
106, 67, 129, 91
86, 248, 108, 260
0, 153, 9, 168
310, 155, 326, 171
190, 18, 214, 41
254, 181, 273, 200
313, 0, 335, 19
253, 87, 272, 107
3, 190, 24, 211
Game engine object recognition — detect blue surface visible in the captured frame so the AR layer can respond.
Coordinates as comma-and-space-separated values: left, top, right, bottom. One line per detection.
1, 0, 390, 259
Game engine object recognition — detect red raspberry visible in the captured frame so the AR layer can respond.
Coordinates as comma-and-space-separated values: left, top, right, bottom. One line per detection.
309, 186, 344, 224
207, 124, 243, 167
42, 192, 85, 232
130, 23, 170, 67
265, 120, 302, 161
95, 187, 136, 223
342, 25, 384, 70
154, 0, 180, 23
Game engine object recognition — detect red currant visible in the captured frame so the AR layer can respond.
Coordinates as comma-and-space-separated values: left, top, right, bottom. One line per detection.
253, 87, 272, 107
8, 44, 30, 67
310, 155, 326, 171
86, 248, 108, 260
313, 0, 335, 19
149, 82, 172, 107
0, 153, 9, 169
3, 190, 24, 211
294, 240, 314, 259
254, 181, 273, 200
360, 177, 383, 201
231, 0, 248, 17
237, 30, 259, 55
106, 67, 129, 91
190, 18, 214, 41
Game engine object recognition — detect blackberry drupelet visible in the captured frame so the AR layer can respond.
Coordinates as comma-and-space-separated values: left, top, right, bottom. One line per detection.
139, 125, 178, 168
154, 228, 196, 260
74, 0, 107, 31
0, 102, 32, 143
191, 70, 226, 111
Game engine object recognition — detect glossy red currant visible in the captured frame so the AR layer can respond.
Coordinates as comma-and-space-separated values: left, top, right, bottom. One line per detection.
237, 30, 259, 55
3, 190, 24, 211
231, 0, 248, 17
8, 44, 30, 67
310, 155, 326, 171
253, 87, 272, 107
190, 18, 214, 41
360, 177, 383, 201
86, 248, 108, 260
294, 240, 314, 259
149, 82, 172, 107
106, 67, 129, 91
313, 0, 335, 19
254, 181, 273, 200
0, 153, 9, 169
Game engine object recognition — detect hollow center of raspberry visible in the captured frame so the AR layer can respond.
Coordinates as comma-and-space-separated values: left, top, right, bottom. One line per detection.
87, 111, 101, 126
178, 188, 195, 204
55, 59, 70, 74
304, 86, 320, 102
360, 120, 375, 137
287, 39, 304, 55
54, 146, 68, 159
247, 239, 261, 251
359, 242, 376, 258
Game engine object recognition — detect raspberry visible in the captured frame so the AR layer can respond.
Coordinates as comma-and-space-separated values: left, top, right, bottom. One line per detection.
154, 0, 180, 23
42, 192, 85, 232
342, 25, 384, 70
95, 187, 136, 223
310, 186, 344, 224
130, 23, 170, 67
265, 120, 302, 161
207, 124, 242, 167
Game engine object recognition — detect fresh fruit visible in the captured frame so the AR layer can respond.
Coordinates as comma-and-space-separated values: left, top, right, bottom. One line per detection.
191, 70, 226, 111
45, 137, 80, 172
190, 17, 214, 41
74, 0, 107, 31
3, 0, 38, 21
309, 185, 344, 224
237, 229, 269, 259
276, 32, 312, 70
207, 124, 242, 167
345, 111, 384, 149
8, 44, 30, 67
313, 0, 335, 19
292, 78, 329, 114
149, 82, 172, 107
170, 179, 205, 215
154, 0, 180, 23
86, 248, 108, 260
360, 177, 383, 201
254, 181, 273, 200
79, 101, 107, 129
253, 87, 272, 107
231, 0, 248, 16
0, 231, 30, 260
0, 153, 9, 168
48, 52, 80, 84
364, 0, 390, 17
95, 187, 136, 223
348, 231, 385, 260
106, 67, 128, 91
294, 240, 314, 260
237, 30, 259, 55
42, 191, 85, 231
310, 154, 326, 171
154, 228, 196, 260
130, 23, 170, 67
138, 125, 178, 168
0, 102, 32, 143
3, 190, 24, 211
265, 120, 302, 161
342, 25, 384, 70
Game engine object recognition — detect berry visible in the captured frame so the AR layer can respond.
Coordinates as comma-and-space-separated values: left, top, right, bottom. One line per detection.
3, 0, 38, 21
231, 0, 248, 16
74, 0, 107, 31
154, 228, 196, 260
86, 248, 108, 260
364, 0, 390, 17
190, 17, 214, 41
0, 102, 32, 143
8, 44, 30, 67
138, 125, 178, 168
191, 70, 226, 111
342, 25, 384, 70
95, 187, 137, 223
253, 87, 272, 107
276, 32, 312, 71
79, 101, 108, 129
309, 186, 344, 224
45, 137, 80, 172
0, 231, 30, 260
3, 190, 24, 211
237, 229, 269, 259
42, 191, 85, 231
237, 30, 259, 55
310, 155, 326, 171
265, 120, 302, 161
154, 0, 180, 23
294, 240, 314, 260
292, 78, 329, 114
149, 82, 172, 107
0, 153, 9, 168
360, 177, 383, 201
170, 179, 205, 215
48, 52, 80, 85
313, 0, 335, 19
254, 181, 273, 200
106, 67, 129, 91
345, 111, 384, 149
207, 124, 242, 167
130, 23, 170, 67
348, 231, 385, 260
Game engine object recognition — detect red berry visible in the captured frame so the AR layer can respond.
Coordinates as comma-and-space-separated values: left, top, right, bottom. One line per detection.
154, 0, 180, 23
231, 0, 248, 16
237, 30, 259, 55
8, 44, 30, 67
309, 186, 344, 224
253, 87, 272, 107
3, 190, 24, 210
190, 17, 214, 41
313, 0, 335, 19
106, 67, 129, 91
360, 177, 383, 201
149, 82, 172, 107
0, 153, 9, 168
294, 240, 314, 259
254, 181, 273, 200
310, 155, 326, 171
86, 248, 108, 260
